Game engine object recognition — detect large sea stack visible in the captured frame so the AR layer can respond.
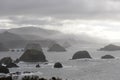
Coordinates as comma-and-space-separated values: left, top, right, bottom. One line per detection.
48, 43, 66, 52
19, 49, 47, 62
72, 51, 92, 60
99, 44, 120, 51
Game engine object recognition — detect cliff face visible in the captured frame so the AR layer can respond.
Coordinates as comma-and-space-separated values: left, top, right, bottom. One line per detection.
0, 43, 9, 51
0, 31, 26, 48
19, 49, 47, 62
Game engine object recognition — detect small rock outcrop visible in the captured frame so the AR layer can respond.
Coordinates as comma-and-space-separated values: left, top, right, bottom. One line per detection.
48, 43, 66, 52
54, 62, 63, 68
11, 49, 15, 52
19, 49, 47, 62
99, 44, 120, 51
72, 51, 92, 60
24, 43, 43, 51
36, 64, 40, 68
0, 43, 8, 51
6, 63, 19, 68
0, 57, 12, 65
14, 58, 20, 63
0, 66, 9, 74
101, 55, 115, 59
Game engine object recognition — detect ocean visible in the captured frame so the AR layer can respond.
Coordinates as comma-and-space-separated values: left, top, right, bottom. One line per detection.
1, 44, 120, 80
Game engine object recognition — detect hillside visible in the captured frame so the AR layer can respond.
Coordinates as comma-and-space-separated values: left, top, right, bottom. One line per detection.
0, 27, 108, 48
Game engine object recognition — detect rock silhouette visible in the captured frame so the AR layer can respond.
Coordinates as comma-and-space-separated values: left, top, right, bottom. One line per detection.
6, 63, 19, 68
14, 58, 20, 63
36, 64, 40, 68
19, 49, 47, 62
100, 44, 120, 51
0, 57, 12, 65
54, 62, 63, 68
72, 51, 92, 59
101, 55, 115, 59
0, 76, 12, 80
48, 43, 66, 52
0, 66, 9, 74
24, 43, 43, 51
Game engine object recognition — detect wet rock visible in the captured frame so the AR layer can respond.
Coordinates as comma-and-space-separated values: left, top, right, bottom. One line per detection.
6, 63, 19, 68
36, 64, 40, 68
0, 66, 9, 74
0, 57, 12, 65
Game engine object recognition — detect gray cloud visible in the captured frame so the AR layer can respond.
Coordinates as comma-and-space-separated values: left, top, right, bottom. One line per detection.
7, 16, 63, 26
0, 0, 120, 42
0, 0, 120, 19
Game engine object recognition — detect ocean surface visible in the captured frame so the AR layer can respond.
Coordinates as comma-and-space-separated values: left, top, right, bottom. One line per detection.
1, 44, 120, 80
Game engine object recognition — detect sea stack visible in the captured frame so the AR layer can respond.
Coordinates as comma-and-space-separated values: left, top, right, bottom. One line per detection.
48, 43, 66, 52
54, 62, 63, 68
101, 55, 115, 59
19, 49, 47, 62
99, 44, 120, 51
72, 51, 92, 60
36, 64, 40, 68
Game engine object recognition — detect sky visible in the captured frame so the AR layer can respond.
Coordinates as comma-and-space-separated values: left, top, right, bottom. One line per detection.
0, 0, 120, 42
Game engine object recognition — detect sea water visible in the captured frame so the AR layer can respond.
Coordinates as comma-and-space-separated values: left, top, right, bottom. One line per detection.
1, 44, 120, 80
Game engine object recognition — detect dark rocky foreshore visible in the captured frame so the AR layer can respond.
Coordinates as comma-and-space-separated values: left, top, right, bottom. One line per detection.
21, 76, 63, 80
0, 75, 63, 80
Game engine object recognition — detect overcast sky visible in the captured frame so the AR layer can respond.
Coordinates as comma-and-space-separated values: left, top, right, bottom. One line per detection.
0, 0, 120, 42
